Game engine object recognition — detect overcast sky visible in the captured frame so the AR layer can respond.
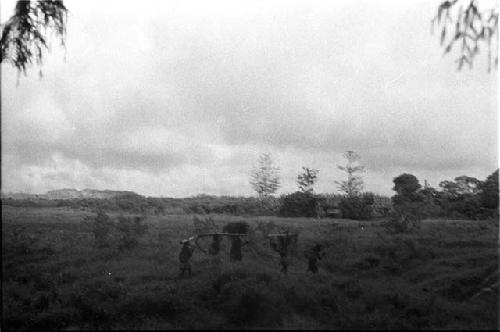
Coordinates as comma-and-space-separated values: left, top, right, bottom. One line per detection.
1, 0, 498, 197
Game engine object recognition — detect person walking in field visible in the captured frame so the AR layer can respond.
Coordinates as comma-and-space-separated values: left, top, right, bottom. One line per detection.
208, 234, 222, 255
229, 236, 248, 262
307, 244, 325, 274
179, 240, 194, 277
270, 236, 290, 274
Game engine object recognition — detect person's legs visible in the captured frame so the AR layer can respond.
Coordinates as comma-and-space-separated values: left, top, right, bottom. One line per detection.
308, 258, 317, 273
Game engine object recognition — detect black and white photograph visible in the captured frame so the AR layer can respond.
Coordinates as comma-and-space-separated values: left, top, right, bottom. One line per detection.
1, 0, 498, 330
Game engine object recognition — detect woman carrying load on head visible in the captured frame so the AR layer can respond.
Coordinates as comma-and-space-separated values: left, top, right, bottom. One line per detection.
208, 234, 222, 255
270, 235, 290, 274
229, 235, 248, 262
307, 243, 325, 274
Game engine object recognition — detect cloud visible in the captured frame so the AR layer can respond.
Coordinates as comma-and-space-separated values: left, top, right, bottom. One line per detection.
1, 0, 497, 196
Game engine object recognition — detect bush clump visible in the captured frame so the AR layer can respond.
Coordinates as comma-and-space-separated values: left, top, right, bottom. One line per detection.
388, 174, 427, 233
338, 193, 374, 220
278, 191, 322, 218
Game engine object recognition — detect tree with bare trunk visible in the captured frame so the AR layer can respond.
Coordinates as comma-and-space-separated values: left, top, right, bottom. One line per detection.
335, 150, 365, 198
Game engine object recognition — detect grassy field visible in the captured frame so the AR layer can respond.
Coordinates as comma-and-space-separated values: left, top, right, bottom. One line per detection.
2, 205, 499, 330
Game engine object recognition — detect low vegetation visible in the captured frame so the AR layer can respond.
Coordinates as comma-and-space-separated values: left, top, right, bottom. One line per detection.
2, 206, 498, 330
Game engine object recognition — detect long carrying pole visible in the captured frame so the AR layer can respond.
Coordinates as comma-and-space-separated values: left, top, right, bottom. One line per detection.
181, 233, 248, 243
266, 233, 297, 237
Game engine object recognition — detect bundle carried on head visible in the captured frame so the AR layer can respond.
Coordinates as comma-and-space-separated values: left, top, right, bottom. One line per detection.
222, 221, 249, 235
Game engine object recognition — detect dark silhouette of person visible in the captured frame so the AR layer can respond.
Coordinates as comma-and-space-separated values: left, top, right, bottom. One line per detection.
229, 236, 248, 262
271, 236, 289, 274
307, 244, 325, 274
179, 240, 194, 276
208, 234, 222, 255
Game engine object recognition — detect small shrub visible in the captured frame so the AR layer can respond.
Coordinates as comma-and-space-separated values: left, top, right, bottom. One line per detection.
338, 193, 374, 220
116, 216, 148, 249
278, 191, 320, 217
390, 174, 429, 232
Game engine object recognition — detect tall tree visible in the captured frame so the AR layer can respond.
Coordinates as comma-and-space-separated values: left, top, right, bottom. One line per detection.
297, 167, 319, 194
335, 151, 365, 197
390, 173, 427, 232
432, 0, 498, 71
250, 153, 280, 199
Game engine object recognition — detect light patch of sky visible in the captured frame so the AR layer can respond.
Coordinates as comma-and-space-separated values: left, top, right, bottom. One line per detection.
0, 0, 497, 197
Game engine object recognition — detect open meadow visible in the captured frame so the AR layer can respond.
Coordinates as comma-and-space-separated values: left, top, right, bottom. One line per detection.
2, 205, 498, 330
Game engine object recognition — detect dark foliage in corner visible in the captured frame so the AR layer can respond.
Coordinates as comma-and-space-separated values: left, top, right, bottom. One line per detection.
1, 0, 67, 75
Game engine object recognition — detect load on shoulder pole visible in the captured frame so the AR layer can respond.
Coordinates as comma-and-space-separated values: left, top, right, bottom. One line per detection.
267, 232, 299, 274
180, 232, 249, 262
180, 232, 248, 244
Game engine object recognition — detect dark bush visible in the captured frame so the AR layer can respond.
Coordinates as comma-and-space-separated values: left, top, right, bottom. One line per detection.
449, 194, 483, 219
278, 191, 320, 217
338, 193, 374, 220
480, 170, 499, 210
389, 174, 432, 232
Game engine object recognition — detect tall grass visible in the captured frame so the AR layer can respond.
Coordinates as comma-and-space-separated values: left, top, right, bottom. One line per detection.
2, 207, 498, 329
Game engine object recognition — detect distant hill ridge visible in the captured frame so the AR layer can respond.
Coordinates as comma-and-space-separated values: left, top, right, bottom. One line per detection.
2, 189, 141, 200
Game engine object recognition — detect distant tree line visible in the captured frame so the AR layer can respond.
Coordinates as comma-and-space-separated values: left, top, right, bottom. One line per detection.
394, 170, 499, 220
1, 193, 282, 216
2, 149, 497, 221
1, 190, 391, 219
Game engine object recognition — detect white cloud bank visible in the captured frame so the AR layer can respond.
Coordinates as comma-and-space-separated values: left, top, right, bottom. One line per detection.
1, 0, 497, 197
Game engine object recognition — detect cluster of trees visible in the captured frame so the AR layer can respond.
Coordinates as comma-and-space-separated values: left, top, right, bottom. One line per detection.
2, 150, 393, 219
248, 151, 387, 219
249, 151, 498, 221
383, 170, 498, 233
392, 170, 499, 221
2, 149, 496, 221
3, 157, 496, 222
